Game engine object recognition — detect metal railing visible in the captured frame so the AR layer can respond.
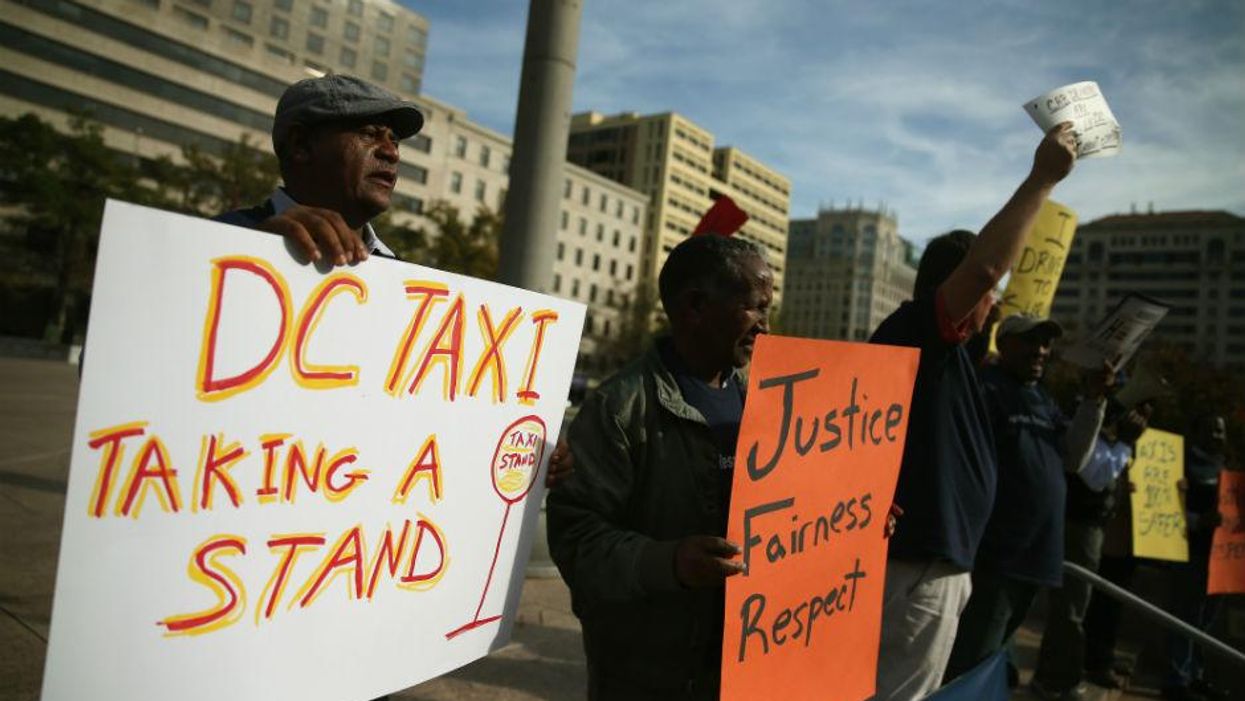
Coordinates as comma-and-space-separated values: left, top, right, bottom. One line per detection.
1063, 561, 1245, 668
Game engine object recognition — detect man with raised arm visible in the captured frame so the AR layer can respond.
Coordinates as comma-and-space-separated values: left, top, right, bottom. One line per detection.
868, 123, 1078, 700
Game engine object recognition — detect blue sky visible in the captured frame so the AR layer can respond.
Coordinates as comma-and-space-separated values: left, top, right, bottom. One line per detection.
405, 0, 1245, 245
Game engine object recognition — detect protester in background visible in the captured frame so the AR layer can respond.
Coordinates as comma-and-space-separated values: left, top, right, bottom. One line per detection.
1032, 395, 1155, 700
868, 123, 1078, 700
1160, 414, 1230, 701
546, 235, 772, 700
942, 314, 1112, 685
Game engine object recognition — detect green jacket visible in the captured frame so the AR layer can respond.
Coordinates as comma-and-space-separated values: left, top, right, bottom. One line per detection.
547, 342, 743, 700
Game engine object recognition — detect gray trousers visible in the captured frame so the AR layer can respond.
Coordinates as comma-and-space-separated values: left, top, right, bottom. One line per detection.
873, 558, 973, 701
1033, 520, 1104, 692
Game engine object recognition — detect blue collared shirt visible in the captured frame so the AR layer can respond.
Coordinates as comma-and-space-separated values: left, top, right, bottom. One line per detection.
1077, 437, 1132, 492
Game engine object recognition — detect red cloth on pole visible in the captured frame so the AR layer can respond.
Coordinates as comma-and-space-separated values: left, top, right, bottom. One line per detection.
692, 195, 748, 237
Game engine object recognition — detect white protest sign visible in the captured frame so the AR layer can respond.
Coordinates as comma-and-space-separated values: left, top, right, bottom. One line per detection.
1024, 81, 1122, 158
1063, 292, 1168, 368
42, 201, 585, 701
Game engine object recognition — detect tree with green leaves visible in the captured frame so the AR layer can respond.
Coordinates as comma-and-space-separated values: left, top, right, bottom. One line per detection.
0, 113, 151, 343
400, 201, 501, 280
154, 135, 280, 216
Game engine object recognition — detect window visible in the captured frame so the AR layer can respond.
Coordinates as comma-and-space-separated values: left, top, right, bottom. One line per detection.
552, 274, 561, 293
628, 237, 637, 252
401, 164, 428, 184
474, 180, 486, 202
592, 253, 600, 271
401, 74, 418, 93
609, 260, 617, 275
269, 16, 289, 38
231, 0, 252, 23
266, 43, 294, 63
309, 5, 327, 28
578, 218, 587, 235
273, 0, 291, 10
375, 36, 390, 57
596, 224, 604, 242
575, 249, 583, 266
408, 24, 426, 47
340, 46, 356, 67
599, 194, 607, 212
224, 27, 253, 47
557, 242, 565, 260
454, 135, 467, 158
347, 0, 361, 16
563, 179, 572, 198
480, 145, 491, 168
343, 21, 359, 42
449, 172, 462, 194
632, 207, 640, 224
560, 211, 568, 230
589, 284, 598, 303
174, 7, 208, 29
584, 315, 595, 334
571, 279, 580, 298
411, 134, 431, 153
581, 186, 590, 205
377, 11, 394, 32
403, 49, 423, 70
626, 264, 634, 280
305, 32, 324, 54
371, 60, 387, 81
612, 230, 620, 247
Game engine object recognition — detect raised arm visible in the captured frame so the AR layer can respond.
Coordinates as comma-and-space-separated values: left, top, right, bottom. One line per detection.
939, 123, 1078, 323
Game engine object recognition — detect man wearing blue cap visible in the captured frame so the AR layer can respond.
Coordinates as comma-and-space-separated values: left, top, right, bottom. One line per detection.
216, 73, 424, 265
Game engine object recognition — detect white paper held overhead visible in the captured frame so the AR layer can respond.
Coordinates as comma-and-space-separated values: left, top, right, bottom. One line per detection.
1024, 81, 1122, 159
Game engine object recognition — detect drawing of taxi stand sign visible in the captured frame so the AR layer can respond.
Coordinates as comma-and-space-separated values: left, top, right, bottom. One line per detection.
446, 415, 547, 639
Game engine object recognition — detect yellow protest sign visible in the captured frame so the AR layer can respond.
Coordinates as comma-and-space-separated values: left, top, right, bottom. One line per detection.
999, 199, 1077, 318
988, 200, 1077, 353
1130, 429, 1189, 562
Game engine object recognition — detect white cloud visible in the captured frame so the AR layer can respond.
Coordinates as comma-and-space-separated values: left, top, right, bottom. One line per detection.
409, 0, 1245, 244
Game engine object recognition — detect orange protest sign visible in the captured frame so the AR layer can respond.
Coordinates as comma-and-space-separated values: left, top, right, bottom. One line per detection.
1209, 470, 1245, 595
722, 335, 918, 701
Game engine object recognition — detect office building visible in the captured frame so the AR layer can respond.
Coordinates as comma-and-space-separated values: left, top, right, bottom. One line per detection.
1052, 209, 1245, 368
566, 111, 792, 303
1, 0, 648, 369
783, 205, 917, 341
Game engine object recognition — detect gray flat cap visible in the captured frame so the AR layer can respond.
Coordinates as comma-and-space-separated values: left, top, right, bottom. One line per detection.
272, 74, 424, 154
997, 313, 1063, 340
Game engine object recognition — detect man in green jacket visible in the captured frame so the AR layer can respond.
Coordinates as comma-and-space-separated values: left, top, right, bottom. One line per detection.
547, 234, 774, 700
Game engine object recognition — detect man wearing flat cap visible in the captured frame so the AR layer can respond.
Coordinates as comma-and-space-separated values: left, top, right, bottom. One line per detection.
216, 73, 424, 265
942, 313, 1113, 688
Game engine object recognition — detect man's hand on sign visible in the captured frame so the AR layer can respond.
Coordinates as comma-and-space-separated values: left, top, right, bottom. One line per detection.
674, 536, 744, 588
545, 440, 573, 488
260, 205, 370, 266
884, 503, 903, 539
1030, 122, 1079, 187
1085, 359, 1119, 400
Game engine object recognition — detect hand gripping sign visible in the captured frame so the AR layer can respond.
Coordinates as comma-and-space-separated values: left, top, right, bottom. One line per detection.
41, 201, 584, 701
1024, 81, 1122, 158
722, 335, 918, 701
